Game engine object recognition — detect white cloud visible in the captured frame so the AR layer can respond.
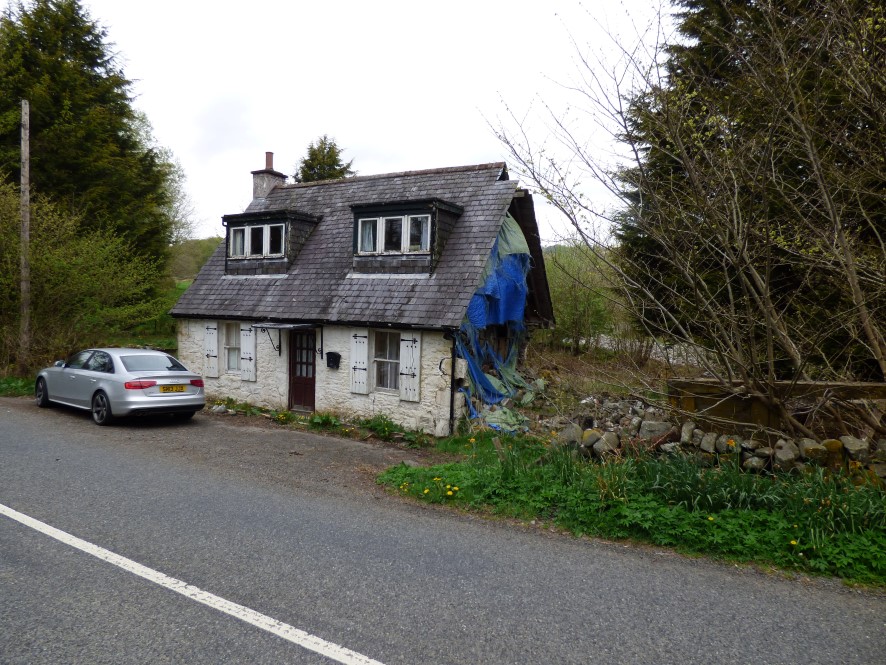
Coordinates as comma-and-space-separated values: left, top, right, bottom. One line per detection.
20, 0, 668, 239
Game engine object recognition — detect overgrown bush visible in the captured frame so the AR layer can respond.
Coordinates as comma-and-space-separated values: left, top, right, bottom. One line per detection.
0, 183, 165, 372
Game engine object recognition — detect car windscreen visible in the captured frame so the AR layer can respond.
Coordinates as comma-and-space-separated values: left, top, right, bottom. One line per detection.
120, 355, 187, 372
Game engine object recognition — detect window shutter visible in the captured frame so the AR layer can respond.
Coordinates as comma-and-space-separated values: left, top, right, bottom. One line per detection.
240, 324, 256, 381
203, 323, 219, 378
399, 332, 421, 402
350, 328, 369, 394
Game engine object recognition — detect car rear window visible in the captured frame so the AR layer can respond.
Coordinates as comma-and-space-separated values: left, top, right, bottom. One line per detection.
120, 355, 187, 372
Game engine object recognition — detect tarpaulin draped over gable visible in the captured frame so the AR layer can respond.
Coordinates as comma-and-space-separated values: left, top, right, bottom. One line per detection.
465, 215, 530, 331
457, 214, 534, 431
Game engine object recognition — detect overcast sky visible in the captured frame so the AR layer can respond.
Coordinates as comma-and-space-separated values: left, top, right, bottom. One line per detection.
51, 0, 666, 240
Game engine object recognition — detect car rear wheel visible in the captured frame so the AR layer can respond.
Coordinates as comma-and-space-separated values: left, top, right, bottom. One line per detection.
35, 378, 51, 408
91, 391, 114, 425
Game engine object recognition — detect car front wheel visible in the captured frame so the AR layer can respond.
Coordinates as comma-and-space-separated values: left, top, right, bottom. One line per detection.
91, 391, 114, 425
35, 378, 51, 408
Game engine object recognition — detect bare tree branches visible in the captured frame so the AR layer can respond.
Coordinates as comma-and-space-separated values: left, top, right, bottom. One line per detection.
497, 0, 885, 438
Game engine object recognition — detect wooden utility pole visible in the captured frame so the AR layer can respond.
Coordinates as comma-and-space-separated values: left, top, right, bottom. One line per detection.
18, 99, 30, 374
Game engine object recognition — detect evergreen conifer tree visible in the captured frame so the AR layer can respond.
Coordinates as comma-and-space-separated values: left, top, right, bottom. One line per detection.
293, 135, 355, 183
0, 0, 174, 262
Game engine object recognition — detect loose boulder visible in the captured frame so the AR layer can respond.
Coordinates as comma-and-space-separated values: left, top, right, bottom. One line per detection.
840, 436, 871, 464
593, 432, 620, 457
798, 438, 827, 464
700, 432, 718, 454
638, 421, 675, 441
773, 439, 800, 471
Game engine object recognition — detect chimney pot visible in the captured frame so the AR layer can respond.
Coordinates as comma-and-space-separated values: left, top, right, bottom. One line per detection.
265, 151, 274, 170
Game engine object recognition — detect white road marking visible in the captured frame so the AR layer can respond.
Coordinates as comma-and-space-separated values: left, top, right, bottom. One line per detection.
0, 503, 385, 665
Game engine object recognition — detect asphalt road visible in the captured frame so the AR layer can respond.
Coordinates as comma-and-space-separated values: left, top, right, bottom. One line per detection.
1, 396, 884, 664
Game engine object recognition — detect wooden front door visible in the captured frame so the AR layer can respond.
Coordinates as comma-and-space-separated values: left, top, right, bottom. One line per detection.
289, 330, 316, 410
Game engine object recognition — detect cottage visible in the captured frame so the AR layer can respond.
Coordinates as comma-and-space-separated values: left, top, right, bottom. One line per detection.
172, 154, 553, 435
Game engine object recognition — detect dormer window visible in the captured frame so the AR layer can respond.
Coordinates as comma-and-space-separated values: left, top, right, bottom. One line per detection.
358, 215, 430, 255
350, 199, 462, 275
229, 223, 286, 258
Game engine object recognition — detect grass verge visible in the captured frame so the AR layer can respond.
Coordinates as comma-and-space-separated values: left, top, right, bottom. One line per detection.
378, 430, 886, 586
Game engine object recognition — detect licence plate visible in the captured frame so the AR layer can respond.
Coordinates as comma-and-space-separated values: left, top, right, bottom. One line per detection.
159, 385, 186, 393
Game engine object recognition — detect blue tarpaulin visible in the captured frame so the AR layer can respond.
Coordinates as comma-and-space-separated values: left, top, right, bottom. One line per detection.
456, 214, 534, 430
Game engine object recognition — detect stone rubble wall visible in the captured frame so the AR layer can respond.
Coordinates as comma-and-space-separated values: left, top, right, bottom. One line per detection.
546, 395, 886, 480
316, 327, 465, 437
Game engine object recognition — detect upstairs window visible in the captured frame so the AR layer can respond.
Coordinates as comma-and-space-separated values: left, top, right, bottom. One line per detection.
229, 223, 285, 258
357, 215, 430, 254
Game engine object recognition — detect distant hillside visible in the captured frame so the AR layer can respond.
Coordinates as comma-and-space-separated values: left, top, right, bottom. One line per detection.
168, 237, 223, 280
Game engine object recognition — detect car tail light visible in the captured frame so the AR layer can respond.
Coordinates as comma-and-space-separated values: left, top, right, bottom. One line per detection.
190, 379, 205, 387
124, 380, 157, 389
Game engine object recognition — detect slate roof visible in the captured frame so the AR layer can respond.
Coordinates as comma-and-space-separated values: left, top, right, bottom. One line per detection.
171, 162, 522, 330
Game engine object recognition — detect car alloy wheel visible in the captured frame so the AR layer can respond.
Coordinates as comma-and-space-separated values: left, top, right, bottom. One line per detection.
35, 378, 50, 408
91, 391, 113, 425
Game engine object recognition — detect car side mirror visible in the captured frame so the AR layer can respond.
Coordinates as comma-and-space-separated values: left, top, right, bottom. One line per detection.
54, 360, 65, 367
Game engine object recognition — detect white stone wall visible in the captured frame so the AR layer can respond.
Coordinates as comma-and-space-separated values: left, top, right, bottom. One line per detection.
176, 318, 289, 409
316, 326, 465, 436
177, 319, 465, 435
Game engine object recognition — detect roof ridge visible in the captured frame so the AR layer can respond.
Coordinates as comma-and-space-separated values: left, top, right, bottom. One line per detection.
282, 162, 507, 189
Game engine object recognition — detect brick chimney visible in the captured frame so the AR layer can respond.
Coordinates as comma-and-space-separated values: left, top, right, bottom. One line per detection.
251, 151, 286, 199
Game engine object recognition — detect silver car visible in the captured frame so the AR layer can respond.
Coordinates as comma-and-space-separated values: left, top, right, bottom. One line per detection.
35, 348, 205, 425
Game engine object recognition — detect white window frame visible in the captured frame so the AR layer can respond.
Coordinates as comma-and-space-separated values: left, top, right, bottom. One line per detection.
406, 214, 430, 253
223, 322, 241, 373
373, 330, 400, 392
228, 223, 286, 258
358, 218, 379, 254
356, 215, 430, 255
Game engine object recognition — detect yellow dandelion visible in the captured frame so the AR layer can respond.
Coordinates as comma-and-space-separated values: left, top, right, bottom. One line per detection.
453, 486, 459, 491
727, 439, 736, 447
469, 437, 476, 444
423, 489, 430, 494
433, 477, 442, 481
707, 516, 714, 521
791, 540, 798, 545
447, 490, 453, 496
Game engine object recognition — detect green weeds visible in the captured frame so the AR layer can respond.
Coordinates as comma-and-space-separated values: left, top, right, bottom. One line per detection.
0, 376, 32, 397
208, 399, 431, 447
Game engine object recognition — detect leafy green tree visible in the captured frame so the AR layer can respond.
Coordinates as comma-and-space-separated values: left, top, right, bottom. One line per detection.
167, 236, 223, 281
293, 134, 355, 183
539, 239, 613, 355
0, 182, 164, 371
0, 0, 174, 262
